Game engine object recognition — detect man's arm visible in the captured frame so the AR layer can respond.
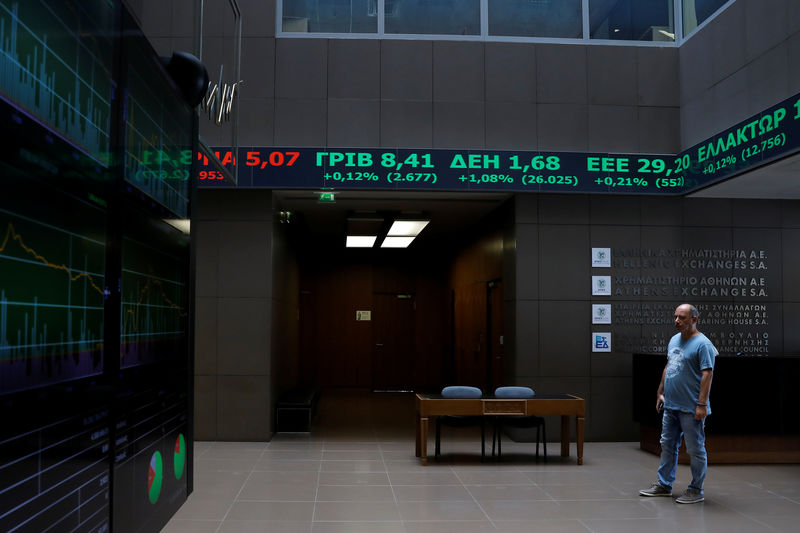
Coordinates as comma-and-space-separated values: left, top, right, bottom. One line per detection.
656, 365, 667, 413
695, 369, 713, 420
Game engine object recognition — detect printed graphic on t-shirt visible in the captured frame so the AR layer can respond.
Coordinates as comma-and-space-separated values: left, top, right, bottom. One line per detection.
666, 347, 684, 378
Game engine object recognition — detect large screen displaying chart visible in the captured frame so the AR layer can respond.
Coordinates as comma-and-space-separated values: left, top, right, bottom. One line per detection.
0, 178, 106, 395
0, 0, 114, 166
122, 19, 193, 217
1, 3, 194, 533
120, 235, 187, 368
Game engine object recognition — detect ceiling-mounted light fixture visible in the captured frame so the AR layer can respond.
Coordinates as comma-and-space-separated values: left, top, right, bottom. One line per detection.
387, 219, 429, 237
381, 218, 429, 248
346, 215, 383, 248
381, 236, 415, 248
346, 235, 377, 248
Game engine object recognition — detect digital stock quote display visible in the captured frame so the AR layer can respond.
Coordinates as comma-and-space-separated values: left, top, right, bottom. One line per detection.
198, 91, 800, 195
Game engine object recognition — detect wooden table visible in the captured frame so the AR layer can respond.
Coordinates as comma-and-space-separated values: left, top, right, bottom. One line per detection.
415, 393, 586, 465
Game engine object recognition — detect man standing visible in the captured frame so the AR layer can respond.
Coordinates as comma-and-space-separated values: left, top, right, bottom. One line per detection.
639, 303, 717, 504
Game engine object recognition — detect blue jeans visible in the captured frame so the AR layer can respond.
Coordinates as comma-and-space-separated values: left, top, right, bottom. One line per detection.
657, 408, 707, 492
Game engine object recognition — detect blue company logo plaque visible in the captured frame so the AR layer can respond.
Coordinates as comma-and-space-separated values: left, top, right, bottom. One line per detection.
592, 332, 611, 353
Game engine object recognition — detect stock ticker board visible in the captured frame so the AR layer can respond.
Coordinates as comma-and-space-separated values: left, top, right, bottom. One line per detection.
197, 90, 800, 195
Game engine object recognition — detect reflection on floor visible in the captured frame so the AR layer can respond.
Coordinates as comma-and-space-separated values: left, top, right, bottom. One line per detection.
164, 390, 800, 532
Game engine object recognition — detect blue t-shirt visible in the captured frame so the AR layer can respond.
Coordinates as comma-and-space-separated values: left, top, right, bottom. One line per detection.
664, 332, 717, 414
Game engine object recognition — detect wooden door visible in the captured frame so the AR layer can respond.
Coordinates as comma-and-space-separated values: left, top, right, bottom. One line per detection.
487, 279, 504, 390
453, 283, 487, 388
372, 293, 415, 391
451, 280, 504, 391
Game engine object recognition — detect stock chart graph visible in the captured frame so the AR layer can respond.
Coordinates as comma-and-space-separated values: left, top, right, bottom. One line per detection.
0, 204, 105, 394
120, 236, 187, 368
0, 0, 113, 165
1, 2, 193, 531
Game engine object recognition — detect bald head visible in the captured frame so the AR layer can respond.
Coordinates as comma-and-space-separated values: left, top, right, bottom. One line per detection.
679, 304, 699, 319
674, 304, 699, 338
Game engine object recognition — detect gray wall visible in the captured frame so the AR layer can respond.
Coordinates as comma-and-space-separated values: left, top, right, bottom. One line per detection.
506, 194, 800, 441
124, 0, 199, 57
193, 189, 277, 440
236, 31, 681, 153
680, 0, 800, 147
131, 1, 682, 153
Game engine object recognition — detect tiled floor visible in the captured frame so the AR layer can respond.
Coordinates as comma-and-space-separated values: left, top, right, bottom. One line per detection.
164, 391, 800, 532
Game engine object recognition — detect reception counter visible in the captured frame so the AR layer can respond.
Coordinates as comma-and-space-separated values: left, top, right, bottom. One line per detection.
633, 353, 800, 463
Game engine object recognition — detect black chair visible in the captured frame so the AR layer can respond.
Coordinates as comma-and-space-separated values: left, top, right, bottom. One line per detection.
434, 386, 485, 461
491, 386, 546, 461
435, 415, 486, 461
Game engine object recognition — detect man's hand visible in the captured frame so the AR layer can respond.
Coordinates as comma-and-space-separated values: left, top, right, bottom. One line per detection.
695, 404, 708, 420
656, 394, 665, 413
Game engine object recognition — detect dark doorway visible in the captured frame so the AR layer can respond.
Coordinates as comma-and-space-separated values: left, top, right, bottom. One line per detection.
372, 292, 416, 391
451, 278, 504, 391
452, 282, 486, 387
486, 279, 504, 390
281, 191, 511, 392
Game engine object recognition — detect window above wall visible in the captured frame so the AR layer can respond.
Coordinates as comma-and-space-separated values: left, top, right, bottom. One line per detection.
277, 0, 736, 44
682, 0, 734, 37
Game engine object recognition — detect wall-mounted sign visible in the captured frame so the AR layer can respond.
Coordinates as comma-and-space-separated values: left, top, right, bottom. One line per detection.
592, 276, 611, 296
318, 191, 335, 203
600, 245, 774, 356
592, 304, 612, 324
592, 247, 611, 267
592, 332, 611, 352
356, 310, 371, 321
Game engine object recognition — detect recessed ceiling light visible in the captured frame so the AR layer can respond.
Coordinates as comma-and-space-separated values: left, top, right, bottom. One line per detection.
381, 236, 415, 248
387, 219, 429, 237
346, 235, 377, 248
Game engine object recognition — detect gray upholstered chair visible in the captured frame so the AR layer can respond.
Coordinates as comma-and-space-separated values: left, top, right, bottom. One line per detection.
491, 386, 546, 461
434, 386, 485, 461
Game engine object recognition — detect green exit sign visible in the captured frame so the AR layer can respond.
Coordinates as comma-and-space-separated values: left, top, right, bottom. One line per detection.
318, 192, 335, 203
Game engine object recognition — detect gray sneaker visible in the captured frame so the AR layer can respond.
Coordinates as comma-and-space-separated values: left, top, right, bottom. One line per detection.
675, 488, 704, 504
639, 483, 672, 497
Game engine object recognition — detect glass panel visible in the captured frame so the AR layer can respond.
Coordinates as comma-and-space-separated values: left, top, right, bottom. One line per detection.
489, 0, 582, 39
282, 0, 377, 33
590, 0, 675, 41
384, 0, 480, 35
683, 0, 729, 36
